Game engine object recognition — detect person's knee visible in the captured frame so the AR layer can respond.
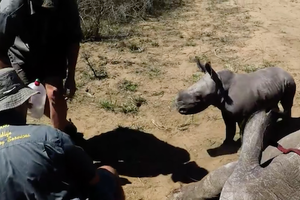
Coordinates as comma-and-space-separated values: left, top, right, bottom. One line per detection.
46, 85, 61, 102
45, 80, 66, 104
44, 77, 64, 101
98, 165, 118, 176
95, 166, 125, 200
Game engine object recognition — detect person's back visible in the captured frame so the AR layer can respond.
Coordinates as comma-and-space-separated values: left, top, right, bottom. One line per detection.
0, 124, 88, 199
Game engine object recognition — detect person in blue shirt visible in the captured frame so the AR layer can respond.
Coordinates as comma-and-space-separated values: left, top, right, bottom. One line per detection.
0, 67, 125, 200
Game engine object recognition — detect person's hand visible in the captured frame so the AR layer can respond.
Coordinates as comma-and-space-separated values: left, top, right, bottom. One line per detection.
64, 76, 77, 100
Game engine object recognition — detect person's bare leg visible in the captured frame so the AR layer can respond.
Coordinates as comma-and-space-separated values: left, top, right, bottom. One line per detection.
44, 77, 69, 131
99, 166, 126, 200
43, 96, 51, 118
43, 77, 87, 150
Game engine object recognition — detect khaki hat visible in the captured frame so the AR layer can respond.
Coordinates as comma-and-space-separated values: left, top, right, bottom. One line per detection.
0, 68, 38, 112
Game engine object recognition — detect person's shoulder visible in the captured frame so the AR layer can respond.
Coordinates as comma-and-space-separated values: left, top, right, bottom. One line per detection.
27, 124, 74, 146
28, 124, 71, 138
21, 124, 58, 133
4, 124, 56, 136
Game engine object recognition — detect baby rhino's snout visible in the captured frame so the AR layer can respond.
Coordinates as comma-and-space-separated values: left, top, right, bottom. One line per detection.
175, 91, 193, 113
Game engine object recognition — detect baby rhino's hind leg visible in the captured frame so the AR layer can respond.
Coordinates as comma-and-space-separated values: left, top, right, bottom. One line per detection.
280, 84, 296, 121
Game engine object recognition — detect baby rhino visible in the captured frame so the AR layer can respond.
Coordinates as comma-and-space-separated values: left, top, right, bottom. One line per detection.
175, 58, 296, 146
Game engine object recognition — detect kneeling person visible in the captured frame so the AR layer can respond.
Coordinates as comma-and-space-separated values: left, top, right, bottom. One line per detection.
0, 68, 125, 200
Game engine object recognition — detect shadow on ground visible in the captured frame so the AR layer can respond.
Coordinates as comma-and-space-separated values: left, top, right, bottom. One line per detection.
83, 126, 208, 185
206, 138, 241, 157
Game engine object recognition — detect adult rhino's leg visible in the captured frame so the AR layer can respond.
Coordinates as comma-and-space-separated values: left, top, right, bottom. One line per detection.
222, 111, 236, 145
167, 161, 237, 200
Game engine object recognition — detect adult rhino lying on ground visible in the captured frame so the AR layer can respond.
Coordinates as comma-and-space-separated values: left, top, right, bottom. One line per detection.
167, 110, 300, 200
175, 59, 296, 147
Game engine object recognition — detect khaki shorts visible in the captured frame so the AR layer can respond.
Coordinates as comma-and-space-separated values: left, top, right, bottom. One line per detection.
8, 46, 68, 85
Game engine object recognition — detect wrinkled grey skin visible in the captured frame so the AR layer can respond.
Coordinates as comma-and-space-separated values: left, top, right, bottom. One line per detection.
175, 59, 296, 144
168, 111, 300, 200
167, 161, 237, 200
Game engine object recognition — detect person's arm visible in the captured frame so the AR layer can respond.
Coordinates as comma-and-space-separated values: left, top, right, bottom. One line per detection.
45, 128, 100, 186
63, 144, 118, 200
63, 0, 83, 98
63, 144, 99, 185
55, 129, 97, 185
58, 130, 118, 200
64, 42, 80, 98
0, 0, 25, 68
66, 43, 80, 81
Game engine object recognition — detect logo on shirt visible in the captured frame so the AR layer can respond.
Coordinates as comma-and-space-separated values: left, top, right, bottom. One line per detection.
0, 131, 31, 146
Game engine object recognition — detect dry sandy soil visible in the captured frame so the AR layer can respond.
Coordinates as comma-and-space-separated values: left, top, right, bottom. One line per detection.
29, 0, 300, 199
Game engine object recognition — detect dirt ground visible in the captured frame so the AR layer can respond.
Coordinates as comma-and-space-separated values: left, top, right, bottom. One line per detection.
29, 0, 300, 199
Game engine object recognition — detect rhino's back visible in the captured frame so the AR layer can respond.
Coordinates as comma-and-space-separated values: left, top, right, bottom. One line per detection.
224, 67, 295, 117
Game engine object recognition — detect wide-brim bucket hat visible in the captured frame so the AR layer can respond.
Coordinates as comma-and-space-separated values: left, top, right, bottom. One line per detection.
0, 68, 38, 112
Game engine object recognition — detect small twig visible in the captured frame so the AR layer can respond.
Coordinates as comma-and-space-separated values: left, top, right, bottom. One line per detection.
82, 52, 105, 80
86, 92, 94, 97
87, 61, 100, 79
151, 119, 166, 130
138, 177, 145, 186
213, 48, 226, 61
242, 56, 252, 63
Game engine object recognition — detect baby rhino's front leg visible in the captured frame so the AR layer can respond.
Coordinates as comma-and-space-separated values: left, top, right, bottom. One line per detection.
221, 111, 237, 145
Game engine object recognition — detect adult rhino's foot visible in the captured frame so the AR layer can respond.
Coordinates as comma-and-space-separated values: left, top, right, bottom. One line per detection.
207, 139, 241, 157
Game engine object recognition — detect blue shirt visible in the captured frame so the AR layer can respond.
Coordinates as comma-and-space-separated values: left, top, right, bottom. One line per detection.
0, 124, 96, 200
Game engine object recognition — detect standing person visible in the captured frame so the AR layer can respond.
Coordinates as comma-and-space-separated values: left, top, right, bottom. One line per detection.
0, 67, 125, 200
0, 0, 84, 146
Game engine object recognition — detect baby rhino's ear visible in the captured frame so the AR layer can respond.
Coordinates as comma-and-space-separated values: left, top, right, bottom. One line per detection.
196, 58, 207, 73
204, 62, 212, 74
204, 61, 220, 84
